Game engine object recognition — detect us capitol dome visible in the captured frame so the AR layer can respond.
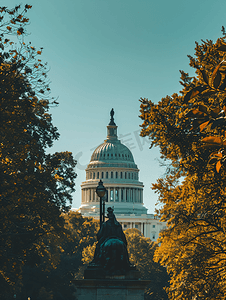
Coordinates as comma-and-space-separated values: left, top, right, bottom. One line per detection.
78, 109, 166, 240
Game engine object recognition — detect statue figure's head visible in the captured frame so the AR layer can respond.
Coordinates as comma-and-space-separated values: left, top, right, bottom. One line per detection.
107, 207, 114, 220
107, 207, 120, 226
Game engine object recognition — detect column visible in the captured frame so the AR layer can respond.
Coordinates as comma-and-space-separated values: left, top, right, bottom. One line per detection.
108, 188, 110, 203
91, 188, 93, 202
144, 222, 147, 237
142, 222, 144, 235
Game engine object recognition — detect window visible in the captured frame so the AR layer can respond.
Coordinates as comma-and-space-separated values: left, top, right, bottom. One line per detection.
116, 171, 118, 178
125, 172, 127, 179
121, 189, 124, 201
128, 173, 130, 179
115, 189, 119, 201
153, 225, 155, 228
132, 173, 133, 179
101, 172, 104, 178
97, 172, 99, 179
126, 189, 129, 202
111, 171, 113, 178
110, 189, 114, 201
135, 224, 138, 229
106, 172, 108, 179
124, 224, 127, 228
93, 172, 95, 179
120, 172, 123, 179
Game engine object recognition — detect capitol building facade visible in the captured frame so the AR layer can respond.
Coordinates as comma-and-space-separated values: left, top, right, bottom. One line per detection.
78, 110, 166, 241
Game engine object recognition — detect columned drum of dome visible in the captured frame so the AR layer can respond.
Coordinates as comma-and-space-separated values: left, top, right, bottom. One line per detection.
80, 109, 147, 217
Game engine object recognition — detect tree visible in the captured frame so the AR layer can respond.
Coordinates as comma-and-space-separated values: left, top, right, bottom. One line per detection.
82, 228, 169, 300
125, 229, 169, 300
0, 5, 77, 296
139, 33, 226, 299
16, 212, 98, 300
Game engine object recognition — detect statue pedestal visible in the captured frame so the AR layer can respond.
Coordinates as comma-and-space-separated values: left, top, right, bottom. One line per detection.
73, 279, 150, 300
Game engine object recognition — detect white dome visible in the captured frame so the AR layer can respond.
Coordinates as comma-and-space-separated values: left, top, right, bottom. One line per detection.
90, 139, 135, 163
80, 109, 146, 216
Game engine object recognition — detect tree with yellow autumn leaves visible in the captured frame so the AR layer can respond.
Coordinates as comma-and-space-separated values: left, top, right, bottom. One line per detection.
0, 5, 76, 297
140, 31, 226, 299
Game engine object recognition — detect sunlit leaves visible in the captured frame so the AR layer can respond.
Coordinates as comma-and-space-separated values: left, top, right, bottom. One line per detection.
0, 5, 77, 295
139, 34, 226, 299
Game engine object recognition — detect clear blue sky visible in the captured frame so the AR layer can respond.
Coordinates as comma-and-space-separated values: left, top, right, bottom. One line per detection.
6, 0, 226, 212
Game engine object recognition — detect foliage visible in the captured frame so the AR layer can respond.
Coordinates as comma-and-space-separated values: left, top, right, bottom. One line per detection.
139, 34, 226, 299
125, 229, 169, 300
0, 5, 77, 297
15, 212, 98, 300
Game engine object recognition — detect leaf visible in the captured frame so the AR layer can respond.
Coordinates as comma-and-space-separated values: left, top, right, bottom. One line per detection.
200, 121, 210, 132
198, 105, 208, 114
211, 62, 224, 87
213, 70, 221, 89
210, 107, 220, 118
202, 136, 222, 145
184, 86, 208, 102
209, 157, 218, 164
218, 75, 226, 90
216, 43, 226, 51
192, 119, 205, 130
186, 109, 206, 118
211, 118, 226, 129
216, 160, 222, 173
200, 69, 209, 85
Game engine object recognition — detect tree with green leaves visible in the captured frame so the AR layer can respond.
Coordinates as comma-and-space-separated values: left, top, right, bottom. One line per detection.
0, 5, 76, 297
139, 31, 226, 299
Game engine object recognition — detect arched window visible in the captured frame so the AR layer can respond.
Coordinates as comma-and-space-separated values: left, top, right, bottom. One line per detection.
101, 172, 104, 179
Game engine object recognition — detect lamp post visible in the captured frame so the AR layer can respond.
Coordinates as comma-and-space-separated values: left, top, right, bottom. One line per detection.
96, 180, 106, 228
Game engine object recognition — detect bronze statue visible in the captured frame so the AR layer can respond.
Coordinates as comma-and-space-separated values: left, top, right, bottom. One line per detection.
91, 207, 131, 276
109, 108, 116, 126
